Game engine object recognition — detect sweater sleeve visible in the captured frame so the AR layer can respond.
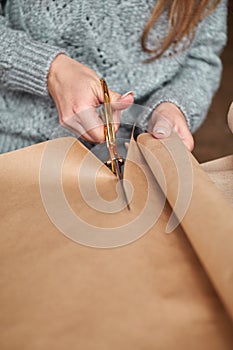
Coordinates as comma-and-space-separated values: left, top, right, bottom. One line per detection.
139, 0, 227, 133
0, 4, 66, 97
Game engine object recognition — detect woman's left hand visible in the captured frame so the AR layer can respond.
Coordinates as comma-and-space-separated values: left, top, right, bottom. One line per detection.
148, 102, 194, 151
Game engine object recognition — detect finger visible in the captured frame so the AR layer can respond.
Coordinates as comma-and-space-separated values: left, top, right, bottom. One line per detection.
148, 113, 173, 139
110, 91, 134, 133
150, 115, 194, 151
148, 107, 194, 151
56, 104, 85, 138
64, 106, 105, 143
77, 108, 105, 143
100, 90, 133, 133
112, 109, 121, 133
124, 142, 130, 150
176, 126, 194, 151
61, 113, 93, 142
111, 91, 134, 110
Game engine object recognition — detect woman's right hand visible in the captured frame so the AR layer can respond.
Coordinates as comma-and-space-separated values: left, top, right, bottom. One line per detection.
47, 54, 134, 143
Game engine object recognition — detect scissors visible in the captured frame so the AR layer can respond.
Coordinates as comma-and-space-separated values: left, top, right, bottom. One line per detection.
99, 78, 130, 211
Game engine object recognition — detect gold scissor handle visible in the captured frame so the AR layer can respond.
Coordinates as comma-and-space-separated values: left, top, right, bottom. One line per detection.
100, 78, 116, 148
100, 78, 122, 173
99, 78, 130, 210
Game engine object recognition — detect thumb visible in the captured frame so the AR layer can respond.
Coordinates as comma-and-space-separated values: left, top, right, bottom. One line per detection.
108, 90, 134, 134
148, 113, 173, 139
148, 112, 194, 151
110, 90, 134, 110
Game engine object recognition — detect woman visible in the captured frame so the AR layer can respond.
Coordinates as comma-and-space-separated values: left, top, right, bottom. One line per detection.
0, 0, 227, 153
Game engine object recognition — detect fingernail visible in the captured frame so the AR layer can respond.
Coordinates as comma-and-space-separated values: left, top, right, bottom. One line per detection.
153, 127, 167, 135
121, 91, 134, 99
124, 142, 130, 149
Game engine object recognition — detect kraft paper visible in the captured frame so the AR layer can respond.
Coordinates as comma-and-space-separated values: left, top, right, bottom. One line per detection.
0, 134, 233, 350
201, 155, 233, 206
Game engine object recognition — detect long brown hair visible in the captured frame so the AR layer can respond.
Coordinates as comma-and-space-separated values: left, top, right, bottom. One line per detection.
142, 0, 221, 60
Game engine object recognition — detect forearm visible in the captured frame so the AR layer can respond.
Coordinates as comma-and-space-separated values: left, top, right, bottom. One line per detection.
0, 7, 66, 96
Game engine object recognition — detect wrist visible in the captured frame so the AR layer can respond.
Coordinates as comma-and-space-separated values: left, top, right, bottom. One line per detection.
47, 54, 70, 95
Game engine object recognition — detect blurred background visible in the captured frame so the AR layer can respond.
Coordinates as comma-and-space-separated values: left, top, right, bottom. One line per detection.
193, 3, 233, 162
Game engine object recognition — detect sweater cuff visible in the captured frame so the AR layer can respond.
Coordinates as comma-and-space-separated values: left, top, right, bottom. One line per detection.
7, 38, 66, 97
138, 97, 192, 132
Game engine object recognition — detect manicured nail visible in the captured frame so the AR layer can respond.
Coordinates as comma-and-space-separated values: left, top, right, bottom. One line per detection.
124, 142, 130, 149
121, 91, 134, 99
153, 127, 167, 135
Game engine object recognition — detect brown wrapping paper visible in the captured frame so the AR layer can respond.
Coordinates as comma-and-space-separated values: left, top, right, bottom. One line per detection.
137, 133, 233, 320
0, 135, 233, 349
201, 155, 233, 206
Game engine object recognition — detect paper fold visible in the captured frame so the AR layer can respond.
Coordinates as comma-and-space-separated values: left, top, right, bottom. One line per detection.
137, 133, 233, 321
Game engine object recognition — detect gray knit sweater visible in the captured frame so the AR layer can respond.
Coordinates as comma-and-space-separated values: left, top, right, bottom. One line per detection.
0, 0, 227, 153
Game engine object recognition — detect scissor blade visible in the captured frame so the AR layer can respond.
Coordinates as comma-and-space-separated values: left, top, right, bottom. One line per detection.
113, 158, 130, 211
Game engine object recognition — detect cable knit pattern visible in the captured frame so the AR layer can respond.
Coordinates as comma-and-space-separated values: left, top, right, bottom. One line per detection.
0, 0, 227, 153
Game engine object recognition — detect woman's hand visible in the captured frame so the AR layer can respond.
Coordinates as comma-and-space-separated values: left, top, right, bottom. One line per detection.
48, 54, 134, 143
148, 102, 194, 151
